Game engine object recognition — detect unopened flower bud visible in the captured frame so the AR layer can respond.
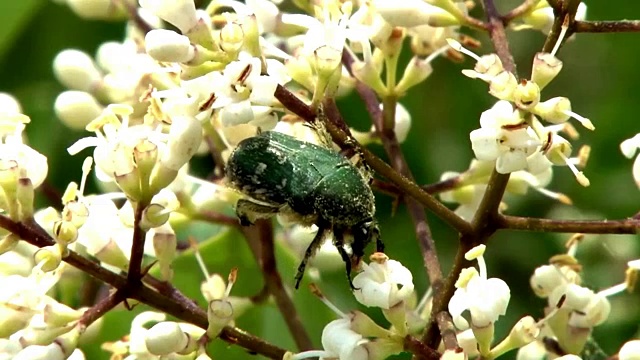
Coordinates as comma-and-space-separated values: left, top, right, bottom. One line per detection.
54, 91, 104, 130
531, 53, 563, 89
0, 92, 22, 114
53, 50, 102, 92
145, 321, 189, 355
139, 0, 198, 34
66, 0, 126, 20
375, 0, 458, 28
145, 29, 195, 63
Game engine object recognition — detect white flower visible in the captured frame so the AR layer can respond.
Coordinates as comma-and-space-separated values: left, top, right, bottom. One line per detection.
352, 254, 414, 309
529, 264, 580, 298
470, 101, 541, 174
320, 319, 368, 360
449, 245, 510, 329
548, 283, 610, 329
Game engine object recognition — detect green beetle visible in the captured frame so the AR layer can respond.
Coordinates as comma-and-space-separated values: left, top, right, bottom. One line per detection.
225, 131, 383, 289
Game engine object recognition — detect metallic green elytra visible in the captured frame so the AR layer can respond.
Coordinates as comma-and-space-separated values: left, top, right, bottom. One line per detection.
225, 131, 384, 289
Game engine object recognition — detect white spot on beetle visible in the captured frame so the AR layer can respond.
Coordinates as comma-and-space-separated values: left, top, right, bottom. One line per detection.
255, 163, 267, 175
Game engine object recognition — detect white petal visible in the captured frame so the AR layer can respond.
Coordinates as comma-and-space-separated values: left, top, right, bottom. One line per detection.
496, 151, 528, 173
470, 128, 501, 161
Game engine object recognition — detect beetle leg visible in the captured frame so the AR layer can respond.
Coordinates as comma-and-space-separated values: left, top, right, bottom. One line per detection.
294, 225, 330, 289
333, 228, 357, 291
235, 199, 280, 226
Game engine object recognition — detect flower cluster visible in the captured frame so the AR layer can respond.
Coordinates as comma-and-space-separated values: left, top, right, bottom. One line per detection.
289, 253, 416, 360
447, 242, 640, 359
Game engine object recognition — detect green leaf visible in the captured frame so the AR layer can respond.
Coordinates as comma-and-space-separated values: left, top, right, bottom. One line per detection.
0, 0, 43, 60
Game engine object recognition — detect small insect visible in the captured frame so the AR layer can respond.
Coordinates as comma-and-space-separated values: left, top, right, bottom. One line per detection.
225, 131, 384, 289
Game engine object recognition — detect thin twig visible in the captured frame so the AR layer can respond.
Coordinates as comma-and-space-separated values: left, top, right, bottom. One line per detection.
242, 220, 314, 351
481, 0, 517, 73
127, 203, 149, 283
436, 311, 460, 351
0, 215, 288, 359
78, 290, 127, 329
496, 215, 640, 234
574, 20, 640, 33
403, 334, 441, 360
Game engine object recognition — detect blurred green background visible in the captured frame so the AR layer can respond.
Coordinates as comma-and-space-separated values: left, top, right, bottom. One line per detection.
0, 0, 639, 359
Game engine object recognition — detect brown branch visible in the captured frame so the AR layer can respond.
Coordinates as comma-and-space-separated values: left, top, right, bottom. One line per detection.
79, 290, 127, 328
404, 334, 441, 360
0, 215, 288, 359
574, 20, 640, 33
436, 311, 460, 351
274, 85, 473, 236
481, 0, 517, 73
496, 215, 640, 234
242, 220, 314, 351
127, 203, 148, 283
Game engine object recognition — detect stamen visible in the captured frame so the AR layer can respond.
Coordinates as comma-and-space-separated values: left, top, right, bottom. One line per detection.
534, 187, 572, 205
225, 268, 237, 297
424, 44, 451, 65
559, 150, 590, 186
550, 16, 570, 57
563, 109, 594, 130
79, 157, 93, 197
446, 39, 481, 62
310, 283, 346, 318
190, 236, 210, 280
597, 283, 627, 298
291, 350, 329, 360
